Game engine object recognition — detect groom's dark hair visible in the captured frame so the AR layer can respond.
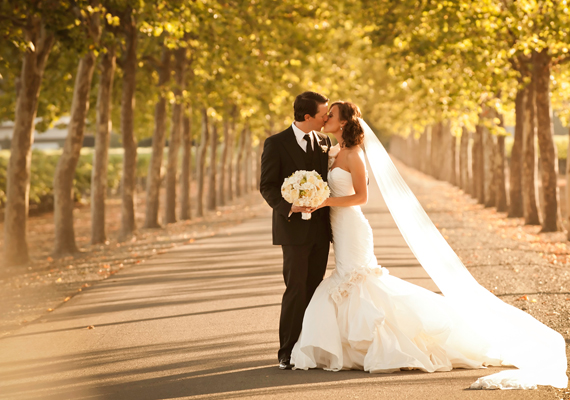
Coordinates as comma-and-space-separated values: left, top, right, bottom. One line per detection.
294, 91, 329, 122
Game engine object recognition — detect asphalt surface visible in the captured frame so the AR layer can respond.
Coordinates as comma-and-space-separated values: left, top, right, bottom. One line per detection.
0, 169, 555, 400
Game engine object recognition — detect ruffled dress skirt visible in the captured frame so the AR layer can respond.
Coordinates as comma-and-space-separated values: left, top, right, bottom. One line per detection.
291, 167, 499, 373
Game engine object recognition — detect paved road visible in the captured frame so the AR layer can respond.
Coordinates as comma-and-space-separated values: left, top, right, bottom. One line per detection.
0, 169, 553, 399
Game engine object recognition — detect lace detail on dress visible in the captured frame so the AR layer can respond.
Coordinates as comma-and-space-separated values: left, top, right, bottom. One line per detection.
329, 266, 389, 304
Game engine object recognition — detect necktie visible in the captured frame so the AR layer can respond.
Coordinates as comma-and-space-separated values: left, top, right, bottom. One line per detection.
303, 133, 314, 159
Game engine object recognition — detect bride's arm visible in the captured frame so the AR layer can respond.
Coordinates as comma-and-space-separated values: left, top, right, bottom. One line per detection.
319, 150, 368, 208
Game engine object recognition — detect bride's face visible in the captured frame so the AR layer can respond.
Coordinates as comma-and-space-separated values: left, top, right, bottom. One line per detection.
323, 105, 345, 134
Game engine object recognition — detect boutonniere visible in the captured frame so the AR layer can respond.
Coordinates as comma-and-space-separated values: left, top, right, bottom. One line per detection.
320, 144, 329, 153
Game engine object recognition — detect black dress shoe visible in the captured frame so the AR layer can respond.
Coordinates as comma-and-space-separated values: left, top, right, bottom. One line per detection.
278, 358, 292, 370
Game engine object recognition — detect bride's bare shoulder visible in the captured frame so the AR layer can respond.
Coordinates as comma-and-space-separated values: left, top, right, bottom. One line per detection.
346, 147, 365, 165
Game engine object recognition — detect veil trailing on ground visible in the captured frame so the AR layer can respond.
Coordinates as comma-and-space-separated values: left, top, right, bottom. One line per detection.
359, 118, 568, 389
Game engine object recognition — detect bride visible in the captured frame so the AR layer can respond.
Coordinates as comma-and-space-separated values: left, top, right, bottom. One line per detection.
290, 101, 568, 390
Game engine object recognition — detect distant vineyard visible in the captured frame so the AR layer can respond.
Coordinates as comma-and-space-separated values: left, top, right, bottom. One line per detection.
0, 149, 154, 214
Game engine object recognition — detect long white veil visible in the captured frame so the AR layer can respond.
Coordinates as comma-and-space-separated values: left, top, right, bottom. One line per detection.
360, 118, 568, 389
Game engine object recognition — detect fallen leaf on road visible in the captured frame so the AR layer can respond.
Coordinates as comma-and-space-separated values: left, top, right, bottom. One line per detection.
47, 308, 53, 312
517, 295, 529, 301
64, 296, 71, 302
86, 325, 94, 329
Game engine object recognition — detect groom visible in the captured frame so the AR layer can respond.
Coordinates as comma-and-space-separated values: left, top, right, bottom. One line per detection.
260, 91, 332, 370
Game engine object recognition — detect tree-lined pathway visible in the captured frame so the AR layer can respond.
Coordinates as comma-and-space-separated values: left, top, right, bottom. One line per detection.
0, 161, 555, 400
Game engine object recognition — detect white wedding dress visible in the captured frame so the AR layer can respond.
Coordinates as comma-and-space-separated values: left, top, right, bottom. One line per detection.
291, 166, 500, 374
289, 118, 568, 389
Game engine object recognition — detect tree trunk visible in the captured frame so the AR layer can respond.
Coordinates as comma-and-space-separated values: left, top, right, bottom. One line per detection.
91, 44, 116, 245
53, 21, 101, 256
449, 125, 457, 186
495, 135, 508, 212
207, 122, 217, 210
534, 49, 561, 232
483, 127, 496, 208
566, 127, 570, 238
196, 108, 209, 217
218, 119, 230, 206
119, 12, 138, 241
144, 46, 171, 228
165, 47, 185, 224
226, 118, 235, 202
257, 128, 271, 190
4, 19, 54, 266
235, 126, 246, 197
419, 127, 429, 174
522, 78, 541, 225
473, 124, 485, 203
243, 126, 251, 193
180, 112, 192, 220
429, 123, 441, 179
459, 127, 470, 193
508, 86, 525, 217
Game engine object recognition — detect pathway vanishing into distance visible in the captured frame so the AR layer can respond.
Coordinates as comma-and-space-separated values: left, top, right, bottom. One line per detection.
0, 167, 552, 399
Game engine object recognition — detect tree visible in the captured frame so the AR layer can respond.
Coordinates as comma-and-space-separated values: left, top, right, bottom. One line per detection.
195, 108, 209, 217
1, 2, 71, 265
207, 121, 217, 210
143, 43, 170, 228
180, 110, 192, 220
91, 12, 118, 244
53, 2, 102, 256
165, 45, 187, 224
118, 5, 138, 240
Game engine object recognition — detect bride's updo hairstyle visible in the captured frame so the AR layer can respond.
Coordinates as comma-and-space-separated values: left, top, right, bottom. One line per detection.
331, 101, 364, 148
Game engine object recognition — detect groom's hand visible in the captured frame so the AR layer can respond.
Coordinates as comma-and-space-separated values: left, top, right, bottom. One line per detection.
291, 205, 313, 213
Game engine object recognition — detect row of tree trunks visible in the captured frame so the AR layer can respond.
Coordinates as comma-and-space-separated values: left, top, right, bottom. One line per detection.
3, 10, 261, 267
91, 44, 116, 245
4, 17, 55, 266
119, 11, 139, 241
53, 9, 102, 256
391, 65, 560, 233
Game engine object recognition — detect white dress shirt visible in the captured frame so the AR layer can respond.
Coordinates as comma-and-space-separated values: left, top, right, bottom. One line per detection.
292, 122, 315, 152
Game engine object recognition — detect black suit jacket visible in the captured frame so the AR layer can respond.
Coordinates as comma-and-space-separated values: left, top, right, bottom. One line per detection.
260, 126, 332, 245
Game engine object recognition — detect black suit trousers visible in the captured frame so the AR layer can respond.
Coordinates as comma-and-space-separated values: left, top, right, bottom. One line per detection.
278, 220, 330, 361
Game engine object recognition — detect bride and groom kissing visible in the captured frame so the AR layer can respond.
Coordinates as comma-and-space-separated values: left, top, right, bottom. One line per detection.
259, 91, 568, 390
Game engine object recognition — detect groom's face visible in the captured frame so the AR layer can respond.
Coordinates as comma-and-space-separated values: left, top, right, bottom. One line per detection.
307, 103, 329, 132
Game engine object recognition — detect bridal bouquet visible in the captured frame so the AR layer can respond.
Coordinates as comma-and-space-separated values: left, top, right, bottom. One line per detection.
281, 170, 330, 220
